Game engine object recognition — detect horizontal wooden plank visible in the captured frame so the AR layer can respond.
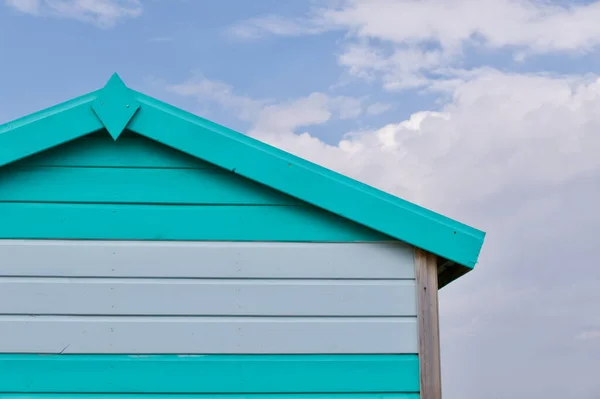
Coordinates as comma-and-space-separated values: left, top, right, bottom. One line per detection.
0, 166, 300, 205
0, 354, 420, 393
0, 316, 418, 354
0, 203, 390, 241
0, 241, 414, 278
0, 278, 416, 316
0, 396, 419, 399
14, 133, 216, 169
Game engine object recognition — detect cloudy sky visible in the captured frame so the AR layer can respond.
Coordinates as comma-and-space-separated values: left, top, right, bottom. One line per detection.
1, 0, 600, 397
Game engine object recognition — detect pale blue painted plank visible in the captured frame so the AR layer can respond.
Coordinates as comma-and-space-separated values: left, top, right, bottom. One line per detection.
0, 278, 417, 316
0, 241, 415, 279
0, 354, 420, 393
0, 166, 301, 205
0, 316, 418, 354
0, 203, 390, 241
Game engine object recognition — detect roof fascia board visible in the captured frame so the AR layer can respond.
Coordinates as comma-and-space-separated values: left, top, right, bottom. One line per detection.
129, 90, 485, 268
0, 91, 103, 167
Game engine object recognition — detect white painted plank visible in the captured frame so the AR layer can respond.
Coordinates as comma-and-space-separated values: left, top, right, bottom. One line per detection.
0, 316, 418, 354
0, 240, 415, 279
0, 278, 417, 316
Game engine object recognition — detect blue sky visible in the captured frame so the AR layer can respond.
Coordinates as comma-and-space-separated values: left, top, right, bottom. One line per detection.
1, 1, 384, 139
4, 0, 600, 144
2, 1, 600, 398
10, 0, 599, 142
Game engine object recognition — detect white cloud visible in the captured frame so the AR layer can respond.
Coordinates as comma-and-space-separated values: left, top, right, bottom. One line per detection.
167, 74, 267, 123
167, 74, 365, 134
168, 69, 600, 219
230, 0, 600, 91
339, 42, 452, 90
253, 93, 332, 134
226, 14, 325, 40
252, 70, 600, 210
328, 95, 363, 120
4, 0, 142, 27
318, 0, 600, 52
576, 330, 600, 341
5, 0, 40, 13
366, 102, 392, 116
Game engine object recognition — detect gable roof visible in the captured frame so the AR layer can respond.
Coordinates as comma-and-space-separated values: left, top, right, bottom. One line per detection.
0, 74, 485, 287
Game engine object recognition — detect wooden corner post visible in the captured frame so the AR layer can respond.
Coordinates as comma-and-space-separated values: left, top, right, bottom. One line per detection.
415, 248, 442, 399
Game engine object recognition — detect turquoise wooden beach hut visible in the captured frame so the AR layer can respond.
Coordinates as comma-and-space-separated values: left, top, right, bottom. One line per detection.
0, 74, 485, 399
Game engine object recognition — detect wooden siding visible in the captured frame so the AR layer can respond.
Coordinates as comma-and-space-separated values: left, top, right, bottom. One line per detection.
0, 354, 420, 393
0, 132, 390, 242
0, 203, 389, 241
0, 395, 420, 399
0, 240, 414, 278
0, 166, 302, 205
2, 393, 420, 399
0, 278, 416, 316
0, 316, 417, 354
0, 240, 417, 354
0, 131, 420, 395
15, 133, 215, 168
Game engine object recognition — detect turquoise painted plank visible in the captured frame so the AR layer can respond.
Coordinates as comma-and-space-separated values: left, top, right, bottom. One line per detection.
0, 203, 390, 241
0, 396, 419, 399
129, 91, 485, 268
0, 354, 420, 393
0, 166, 301, 205
15, 132, 217, 169
0, 91, 103, 167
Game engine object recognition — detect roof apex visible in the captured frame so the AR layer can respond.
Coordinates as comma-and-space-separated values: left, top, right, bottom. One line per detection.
91, 73, 140, 140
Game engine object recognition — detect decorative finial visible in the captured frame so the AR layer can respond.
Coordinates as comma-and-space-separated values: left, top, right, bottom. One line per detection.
91, 73, 140, 140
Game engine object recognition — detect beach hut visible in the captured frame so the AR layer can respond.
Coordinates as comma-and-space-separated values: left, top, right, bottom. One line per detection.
0, 74, 485, 399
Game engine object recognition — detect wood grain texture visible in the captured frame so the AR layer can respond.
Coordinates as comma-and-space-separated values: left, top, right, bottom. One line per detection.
0, 354, 420, 393
0, 316, 418, 354
0, 203, 390, 242
0, 240, 414, 278
0, 278, 417, 316
415, 248, 441, 399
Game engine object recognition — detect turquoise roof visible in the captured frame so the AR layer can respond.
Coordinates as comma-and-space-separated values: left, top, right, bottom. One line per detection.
0, 73, 485, 286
